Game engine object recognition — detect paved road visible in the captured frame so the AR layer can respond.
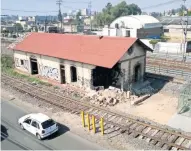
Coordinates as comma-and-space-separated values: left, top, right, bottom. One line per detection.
1, 99, 104, 150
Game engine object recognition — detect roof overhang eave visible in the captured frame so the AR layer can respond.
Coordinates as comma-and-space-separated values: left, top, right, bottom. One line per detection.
136, 39, 154, 52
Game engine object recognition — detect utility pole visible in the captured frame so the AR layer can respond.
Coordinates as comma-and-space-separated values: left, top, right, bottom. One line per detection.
45, 16, 48, 33
56, 0, 63, 33
88, 1, 92, 31
181, 0, 188, 62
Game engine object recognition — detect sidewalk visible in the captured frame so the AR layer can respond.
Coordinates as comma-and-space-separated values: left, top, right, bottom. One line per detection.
167, 113, 191, 132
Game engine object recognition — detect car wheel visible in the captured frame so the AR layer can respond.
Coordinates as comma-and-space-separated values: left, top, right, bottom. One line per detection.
20, 124, 25, 130
36, 134, 41, 140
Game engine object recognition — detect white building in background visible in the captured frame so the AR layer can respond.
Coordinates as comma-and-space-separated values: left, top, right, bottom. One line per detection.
18, 16, 28, 21
28, 16, 35, 22
102, 15, 163, 39
81, 8, 88, 16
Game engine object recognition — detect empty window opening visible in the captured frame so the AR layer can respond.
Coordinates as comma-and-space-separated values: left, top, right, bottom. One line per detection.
30, 58, 38, 74
125, 30, 130, 37
164, 29, 169, 33
70, 66, 77, 82
115, 23, 119, 29
60, 65, 66, 84
134, 64, 141, 82
20, 60, 24, 65
92, 63, 121, 88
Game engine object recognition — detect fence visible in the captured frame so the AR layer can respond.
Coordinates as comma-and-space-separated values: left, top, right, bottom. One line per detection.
147, 52, 191, 63
146, 65, 191, 80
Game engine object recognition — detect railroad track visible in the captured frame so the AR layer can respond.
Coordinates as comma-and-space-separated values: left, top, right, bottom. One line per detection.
1, 74, 191, 150
147, 59, 191, 72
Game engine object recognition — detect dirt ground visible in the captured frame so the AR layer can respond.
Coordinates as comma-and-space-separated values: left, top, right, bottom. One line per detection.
111, 93, 178, 125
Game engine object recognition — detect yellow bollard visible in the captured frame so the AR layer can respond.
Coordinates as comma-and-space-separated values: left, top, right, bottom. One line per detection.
81, 111, 85, 127
100, 117, 104, 135
86, 113, 90, 131
92, 115, 96, 133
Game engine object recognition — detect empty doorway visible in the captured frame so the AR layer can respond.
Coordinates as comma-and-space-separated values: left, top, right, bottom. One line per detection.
134, 64, 141, 82
70, 66, 77, 82
30, 58, 38, 74
60, 65, 66, 84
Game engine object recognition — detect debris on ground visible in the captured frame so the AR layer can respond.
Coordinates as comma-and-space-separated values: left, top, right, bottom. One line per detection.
131, 94, 151, 105
85, 86, 134, 107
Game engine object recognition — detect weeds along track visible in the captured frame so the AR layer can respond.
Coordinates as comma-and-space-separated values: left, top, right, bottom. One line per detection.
1, 74, 191, 150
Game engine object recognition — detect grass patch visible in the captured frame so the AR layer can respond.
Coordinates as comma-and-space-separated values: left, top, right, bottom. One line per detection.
1, 55, 52, 87
54, 86, 60, 89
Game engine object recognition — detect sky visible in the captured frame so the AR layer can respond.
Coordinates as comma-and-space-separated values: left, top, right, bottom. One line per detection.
1, 0, 191, 16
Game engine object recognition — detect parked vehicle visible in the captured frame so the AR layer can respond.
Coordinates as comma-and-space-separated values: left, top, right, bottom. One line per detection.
18, 113, 58, 140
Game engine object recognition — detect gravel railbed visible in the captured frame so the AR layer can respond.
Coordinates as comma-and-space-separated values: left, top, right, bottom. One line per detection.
2, 75, 191, 138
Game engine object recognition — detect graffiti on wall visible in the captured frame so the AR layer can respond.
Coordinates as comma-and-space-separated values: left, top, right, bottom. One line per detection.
15, 58, 29, 71
39, 64, 59, 81
77, 76, 92, 87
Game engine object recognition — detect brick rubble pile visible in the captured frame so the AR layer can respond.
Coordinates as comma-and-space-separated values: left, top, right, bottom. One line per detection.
86, 86, 131, 107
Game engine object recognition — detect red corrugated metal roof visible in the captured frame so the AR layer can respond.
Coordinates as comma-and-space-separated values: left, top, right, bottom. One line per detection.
13, 32, 138, 68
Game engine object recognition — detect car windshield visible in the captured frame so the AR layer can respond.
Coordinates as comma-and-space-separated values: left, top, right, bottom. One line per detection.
41, 119, 55, 129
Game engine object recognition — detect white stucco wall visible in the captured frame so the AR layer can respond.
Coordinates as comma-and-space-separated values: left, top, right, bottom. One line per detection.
119, 42, 146, 90
14, 50, 96, 89
60, 59, 95, 89
14, 51, 30, 73
102, 27, 137, 38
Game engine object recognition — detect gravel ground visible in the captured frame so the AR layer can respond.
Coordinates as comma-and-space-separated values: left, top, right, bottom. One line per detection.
146, 77, 184, 97
1, 82, 165, 150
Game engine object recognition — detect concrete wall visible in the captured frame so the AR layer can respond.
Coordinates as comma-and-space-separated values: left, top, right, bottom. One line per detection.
118, 42, 146, 90
14, 50, 95, 89
140, 39, 188, 54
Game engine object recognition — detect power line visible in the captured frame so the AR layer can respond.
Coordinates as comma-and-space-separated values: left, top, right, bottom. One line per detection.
56, 0, 63, 10
141, 0, 182, 10
2, 5, 79, 13
1, 8, 57, 13
62, 0, 89, 4
88, 1, 92, 31
56, 0, 63, 33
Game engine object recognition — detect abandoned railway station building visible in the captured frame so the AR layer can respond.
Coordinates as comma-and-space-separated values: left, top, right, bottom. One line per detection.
11, 32, 152, 90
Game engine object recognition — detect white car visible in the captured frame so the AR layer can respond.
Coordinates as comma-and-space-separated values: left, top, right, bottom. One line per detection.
18, 113, 59, 140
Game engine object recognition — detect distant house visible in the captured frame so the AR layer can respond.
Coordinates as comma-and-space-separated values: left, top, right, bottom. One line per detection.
11, 32, 152, 90
160, 17, 191, 39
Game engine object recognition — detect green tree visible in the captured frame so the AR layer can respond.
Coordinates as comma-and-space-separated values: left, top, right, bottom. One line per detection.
13, 23, 23, 32
149, 39, 159, 49
75, 11, 83, 25
188, 11, 191, 16
93, 1, 142, 26
171, 9, 176, 15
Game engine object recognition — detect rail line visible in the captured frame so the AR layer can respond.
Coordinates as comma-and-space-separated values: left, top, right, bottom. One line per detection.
1, 74, 191, 150
147, 58, 191, 71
